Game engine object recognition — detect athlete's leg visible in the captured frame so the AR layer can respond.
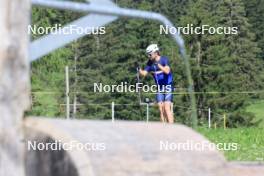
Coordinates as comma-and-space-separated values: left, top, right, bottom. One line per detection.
164, 87, 174, 123
158, 102, 166, 122
156, 91, 167, 122
164, 101, 174, 123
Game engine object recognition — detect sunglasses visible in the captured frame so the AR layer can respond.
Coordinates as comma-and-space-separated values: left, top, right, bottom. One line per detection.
147, 53, 152, 57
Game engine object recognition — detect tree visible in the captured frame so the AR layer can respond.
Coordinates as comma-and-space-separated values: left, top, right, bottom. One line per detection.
180, 0, 264, 126
243, 0, 264, 59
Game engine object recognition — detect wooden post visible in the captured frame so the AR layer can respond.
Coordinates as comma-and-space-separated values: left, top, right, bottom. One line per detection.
223, 113, 227, 129
0, 0, 30, 176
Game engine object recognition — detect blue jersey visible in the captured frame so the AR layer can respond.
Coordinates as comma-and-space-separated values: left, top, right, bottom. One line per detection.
144, 56, 173, 86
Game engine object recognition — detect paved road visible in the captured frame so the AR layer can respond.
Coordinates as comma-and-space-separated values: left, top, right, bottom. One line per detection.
25, 118, 232, 176
25, 118, 264, 176
229, 162, 264, 176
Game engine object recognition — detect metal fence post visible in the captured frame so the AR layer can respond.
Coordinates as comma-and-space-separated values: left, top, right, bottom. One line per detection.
146, 103, 149, 123
65, 66, 70, 119
208, 108, 211, 128
112, 102, 115, 122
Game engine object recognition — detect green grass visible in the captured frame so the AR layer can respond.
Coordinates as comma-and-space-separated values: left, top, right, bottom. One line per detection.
28, 93, 63, 117
198, 127, 264, 162
246, 100, 264, 126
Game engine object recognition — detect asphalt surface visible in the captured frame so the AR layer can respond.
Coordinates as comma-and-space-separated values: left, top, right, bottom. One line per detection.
25, 118, 264, 176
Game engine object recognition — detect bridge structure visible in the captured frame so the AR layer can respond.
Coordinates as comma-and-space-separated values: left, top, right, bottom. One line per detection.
0, 0, 263, 176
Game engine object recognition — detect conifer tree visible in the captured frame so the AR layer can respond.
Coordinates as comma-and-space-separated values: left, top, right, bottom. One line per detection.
180, 0, 263, 126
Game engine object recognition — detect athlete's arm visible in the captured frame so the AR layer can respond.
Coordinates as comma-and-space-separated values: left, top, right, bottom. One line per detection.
157, 64, 170, 74
140, 61, 151, 77
139, 68, 148, 77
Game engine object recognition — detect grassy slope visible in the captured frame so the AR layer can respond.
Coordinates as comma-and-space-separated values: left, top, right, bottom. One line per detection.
246, 100, 264, 126
198, 127, 264, 162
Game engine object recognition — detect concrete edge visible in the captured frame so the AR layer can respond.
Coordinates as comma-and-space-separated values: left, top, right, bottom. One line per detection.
229, 161, 264, 165
23, 117, 95, 176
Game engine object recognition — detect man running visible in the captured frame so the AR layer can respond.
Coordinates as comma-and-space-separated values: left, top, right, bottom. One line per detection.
139, 44, 174, 123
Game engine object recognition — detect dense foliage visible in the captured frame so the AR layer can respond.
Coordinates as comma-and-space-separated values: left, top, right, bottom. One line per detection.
29, 0, 264, 127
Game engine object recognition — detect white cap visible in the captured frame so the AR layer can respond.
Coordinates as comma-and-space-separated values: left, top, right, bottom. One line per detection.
146, 44, 159, 54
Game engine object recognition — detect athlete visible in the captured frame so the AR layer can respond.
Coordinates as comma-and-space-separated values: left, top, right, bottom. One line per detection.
139, 44, 174, 123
